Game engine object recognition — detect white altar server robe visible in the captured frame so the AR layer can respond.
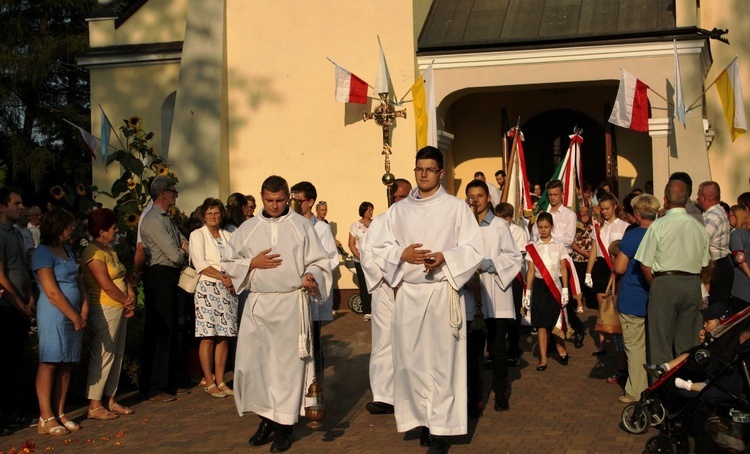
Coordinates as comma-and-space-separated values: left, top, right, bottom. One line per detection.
369, 186, 483, 436
463, 213, 523, 321
312, 217, 339, 321
360, 214, 395, 405
222, 209, 331, 425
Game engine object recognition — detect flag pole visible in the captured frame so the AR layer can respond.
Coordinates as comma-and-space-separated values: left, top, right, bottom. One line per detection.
501, 118, 521, 203
686, 56, 739, 112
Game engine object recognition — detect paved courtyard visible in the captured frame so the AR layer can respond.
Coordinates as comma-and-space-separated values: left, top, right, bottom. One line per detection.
2, 307, 668, 453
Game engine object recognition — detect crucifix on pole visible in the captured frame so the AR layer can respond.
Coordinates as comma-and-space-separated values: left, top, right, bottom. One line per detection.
363, 92, 407, 207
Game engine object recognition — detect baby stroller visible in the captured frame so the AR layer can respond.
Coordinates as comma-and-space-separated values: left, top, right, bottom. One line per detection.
621, 305, 750, 453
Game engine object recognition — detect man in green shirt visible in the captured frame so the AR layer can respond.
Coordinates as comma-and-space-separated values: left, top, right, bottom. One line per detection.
635, 179, 710, 366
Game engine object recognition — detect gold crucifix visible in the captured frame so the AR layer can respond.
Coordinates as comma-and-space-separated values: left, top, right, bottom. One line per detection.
363, 92, 407, 206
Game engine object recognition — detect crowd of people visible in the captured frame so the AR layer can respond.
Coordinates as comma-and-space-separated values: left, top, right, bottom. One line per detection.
1, 154, 750, 453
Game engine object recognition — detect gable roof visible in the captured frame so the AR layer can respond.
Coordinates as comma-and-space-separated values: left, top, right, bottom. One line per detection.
418, 0, 679, 53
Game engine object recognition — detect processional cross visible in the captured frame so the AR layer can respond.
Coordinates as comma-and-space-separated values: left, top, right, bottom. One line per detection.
363, 92, 407, 206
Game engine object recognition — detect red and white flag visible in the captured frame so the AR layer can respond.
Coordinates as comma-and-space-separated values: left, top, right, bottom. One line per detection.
608, 69, 650, 132
332, 62, 368, 104
63, 119, 98, 159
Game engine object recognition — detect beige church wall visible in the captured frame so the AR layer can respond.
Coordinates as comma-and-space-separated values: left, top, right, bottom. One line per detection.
111, 0, 187, 46
700, 1, 750, 201
90, 63, 181, 205
225, 0, 418, 290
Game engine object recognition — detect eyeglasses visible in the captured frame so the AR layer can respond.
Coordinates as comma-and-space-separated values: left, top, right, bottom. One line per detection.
414, 167, 441, 175
205, 212, 221, 217
165, 189, 179, 195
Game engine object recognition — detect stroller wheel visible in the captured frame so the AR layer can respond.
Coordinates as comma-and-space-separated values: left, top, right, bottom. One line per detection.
671, 425, 694, 454
348, 293, 363, 314
649, 402, 667, 427
644, 434, 677, 453
622, 403, 651, 434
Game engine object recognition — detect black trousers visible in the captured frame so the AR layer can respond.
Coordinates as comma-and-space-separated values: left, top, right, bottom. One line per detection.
485, 318, 509, 400
353, 261, 372, 314
709, 256, 734, 306
140, 265, 182, 395
0, 306, 28, 414
506, 279, 524, 359
466, 320, 486, 410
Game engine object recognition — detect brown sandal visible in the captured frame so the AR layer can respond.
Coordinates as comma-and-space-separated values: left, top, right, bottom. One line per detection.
87, 406, 118, 420
37, 416, 69, 436
109, 403, 134, 415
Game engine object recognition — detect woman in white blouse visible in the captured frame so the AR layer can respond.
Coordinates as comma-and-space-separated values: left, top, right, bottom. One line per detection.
189, 198, 238, 398
348, 201, 373, 320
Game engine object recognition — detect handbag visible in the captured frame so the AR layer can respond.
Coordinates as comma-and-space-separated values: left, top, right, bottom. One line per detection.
178, 260, 200, 293
595, 274, 622, 334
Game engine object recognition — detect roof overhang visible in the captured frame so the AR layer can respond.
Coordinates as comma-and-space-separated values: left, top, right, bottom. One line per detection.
77, 41, 182, 69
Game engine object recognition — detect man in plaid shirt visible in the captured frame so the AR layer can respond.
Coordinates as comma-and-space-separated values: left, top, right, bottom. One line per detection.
698, 181, 733, 306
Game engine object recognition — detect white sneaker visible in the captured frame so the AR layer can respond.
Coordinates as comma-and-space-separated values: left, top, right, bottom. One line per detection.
363, 314, 372, 321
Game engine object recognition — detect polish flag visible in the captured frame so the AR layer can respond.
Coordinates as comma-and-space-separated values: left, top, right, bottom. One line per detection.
608, 69, 650, 132
333, 63, 368, 104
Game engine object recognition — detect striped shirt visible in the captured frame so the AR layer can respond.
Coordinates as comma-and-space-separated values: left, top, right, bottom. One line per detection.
703, 203, 731, 261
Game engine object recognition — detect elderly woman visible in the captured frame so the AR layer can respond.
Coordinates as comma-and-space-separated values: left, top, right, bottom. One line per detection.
613, 194, 660, 404
33, 208, 88, 435
189, 198, 238, 397
81, 208, 136, 420
348, 201, 373, 320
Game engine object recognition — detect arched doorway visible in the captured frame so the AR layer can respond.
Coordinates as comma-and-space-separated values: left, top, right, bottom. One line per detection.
521, 109, 607, 192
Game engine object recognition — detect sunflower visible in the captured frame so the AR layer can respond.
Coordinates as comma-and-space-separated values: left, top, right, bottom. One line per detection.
49, 185, 65, 200
75, 183, 87, 196
124, 213, 140, 228
127, 179, 137, 190
157, 163, 171, 176
126, 116, 142, 129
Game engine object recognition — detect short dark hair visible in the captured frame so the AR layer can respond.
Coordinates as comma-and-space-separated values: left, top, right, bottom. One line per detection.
88, 208, 117, 238
739, 192, 750, 209
358, 201, 373, 217
200, 197, 225, 219
598, 192, 618, 207
537, 211, 554, 226
665, 179, 689, 207
495, 202, 514, 218
669, 172, 693, 196
40, 208, 76, 246
246, 194, 256, 203
546, 179, 563, 191
261, 175, 289, 195
394, 178, 412, 189
290, 181, 317, 202
226, 192, 248, 208
0, 188, 21, 207
473, 171, 485, 178
495, 170, 506, 177
415, 146, 443, 170
465, 179, 489, 195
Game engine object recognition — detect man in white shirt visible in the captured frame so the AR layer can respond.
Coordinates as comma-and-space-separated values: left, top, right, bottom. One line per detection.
697, 181, 733, 306
26, 206, 41, 247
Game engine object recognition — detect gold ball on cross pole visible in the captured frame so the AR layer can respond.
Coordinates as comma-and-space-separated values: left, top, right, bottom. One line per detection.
382, 172, 395, 187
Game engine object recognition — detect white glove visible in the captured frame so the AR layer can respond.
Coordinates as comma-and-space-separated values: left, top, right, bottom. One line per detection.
585, 273, 593, 288
561, 288, 569, 308
522, 290, 531, 310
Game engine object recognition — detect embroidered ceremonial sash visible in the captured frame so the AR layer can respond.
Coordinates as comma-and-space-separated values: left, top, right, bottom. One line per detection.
594, 222, 614, 270
525, 244, 562, 304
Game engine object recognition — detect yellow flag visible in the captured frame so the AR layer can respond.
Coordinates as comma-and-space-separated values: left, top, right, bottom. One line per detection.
715, 59, 747, 142
412, 75, 428, 149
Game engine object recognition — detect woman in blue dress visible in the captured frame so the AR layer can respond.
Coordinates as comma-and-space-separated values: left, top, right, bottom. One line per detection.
33, 209, 88, 436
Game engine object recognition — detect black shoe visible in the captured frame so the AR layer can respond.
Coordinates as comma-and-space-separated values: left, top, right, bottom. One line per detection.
427, 435, 449, 454
536, 363, 547, 371
494, 395, 510, 412
248, 418, 274, 446
270, 423, 293, 453
483, 358, 493, 369
468, 401, 483, 418
7, 412, 38, 428
420, 426, 432, 447
366, 401, 394, 414
559, 354, 569, 366
591, 348, 607, 357
506, 357, 521, 367
574, 334, 585, 349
